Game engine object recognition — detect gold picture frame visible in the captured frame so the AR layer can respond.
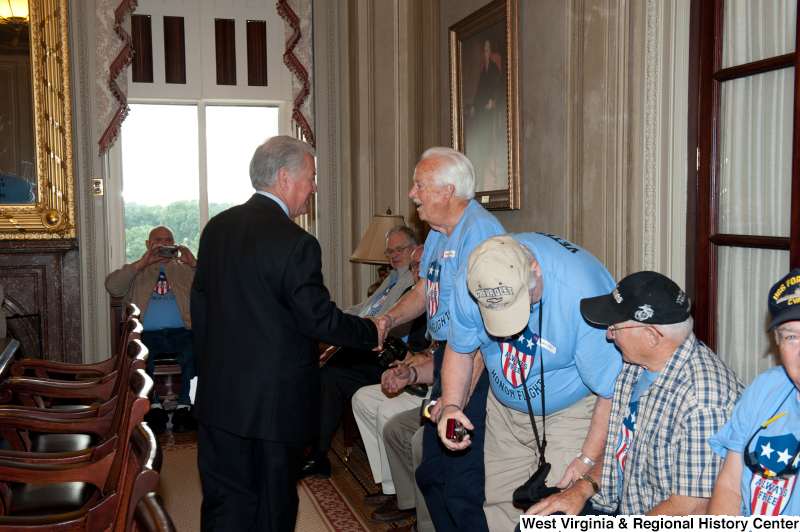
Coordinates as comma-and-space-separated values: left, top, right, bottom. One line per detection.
0, 0, 75, 238
449, 0, 521, 210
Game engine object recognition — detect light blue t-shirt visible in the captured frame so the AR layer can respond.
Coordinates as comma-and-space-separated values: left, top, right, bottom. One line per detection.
447, 232, 622, 413
420, 199, 505, 341
616, 369, 660, 497
142, 266, 185, 331
710, 366, 800, 516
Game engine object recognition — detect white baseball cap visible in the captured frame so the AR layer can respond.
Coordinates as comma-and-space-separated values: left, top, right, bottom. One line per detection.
467, 235, 531, 337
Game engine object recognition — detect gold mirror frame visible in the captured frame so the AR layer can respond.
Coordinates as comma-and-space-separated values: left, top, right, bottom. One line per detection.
0, 0, 74, 239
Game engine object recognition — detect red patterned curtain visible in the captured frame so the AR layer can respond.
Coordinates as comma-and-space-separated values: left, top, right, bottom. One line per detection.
96, 0, 138, 156
277, 0, 315, 148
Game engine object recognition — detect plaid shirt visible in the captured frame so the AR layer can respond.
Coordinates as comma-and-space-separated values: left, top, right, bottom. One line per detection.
591, 333, 743, 515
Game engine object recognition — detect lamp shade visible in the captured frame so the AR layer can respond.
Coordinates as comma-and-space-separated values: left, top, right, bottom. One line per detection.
0, 1, 28, 20
350, 213, 406, 265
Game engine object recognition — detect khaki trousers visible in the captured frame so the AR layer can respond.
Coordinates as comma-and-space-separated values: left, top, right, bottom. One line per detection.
351, 384, 422, 493
483, 391, 595, 532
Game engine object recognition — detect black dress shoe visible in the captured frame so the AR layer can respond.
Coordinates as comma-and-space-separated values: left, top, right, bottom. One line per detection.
300, 453, 331, 479
144, 407, 168, 435
371, 499, 415, 523
171, 408, 196, 433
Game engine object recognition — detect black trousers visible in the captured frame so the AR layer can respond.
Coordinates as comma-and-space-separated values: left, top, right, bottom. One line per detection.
198, 423, 305, 532
316, 348, 383, 453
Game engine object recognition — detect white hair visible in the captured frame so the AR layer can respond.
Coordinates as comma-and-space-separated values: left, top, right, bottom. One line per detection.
249, 135, 316, 190
656, 317, 694, 342
419, 147, 476, 200
520, 244, 538, 292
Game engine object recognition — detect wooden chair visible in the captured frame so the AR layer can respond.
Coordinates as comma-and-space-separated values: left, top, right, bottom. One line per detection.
0, 353, 151, 462
0, 419, 162, 531
0, 318, 144, 410
7, 304, 141, 382
129, 493, 176, 532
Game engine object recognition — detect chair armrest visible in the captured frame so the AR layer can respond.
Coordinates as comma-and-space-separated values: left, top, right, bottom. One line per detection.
10, 357, 117, 379
0, 435, 116, 465
0, 451, 114, 490
0, 407, 116, 451
0, 374, 118, 405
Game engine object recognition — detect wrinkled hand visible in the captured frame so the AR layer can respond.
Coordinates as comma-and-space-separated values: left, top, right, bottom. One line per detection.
175, 245, 197, 267
556, 458, 590, 489
526, 482, 592, 516
135, 241, 162, 271
381, 366, 411, 394
436, 405, 473, 451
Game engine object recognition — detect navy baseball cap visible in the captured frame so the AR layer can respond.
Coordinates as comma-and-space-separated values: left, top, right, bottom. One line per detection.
767, 269, 800, 332
580, 271, 691, 326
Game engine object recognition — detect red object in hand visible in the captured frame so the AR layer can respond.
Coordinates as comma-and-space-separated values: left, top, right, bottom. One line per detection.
446, 418, 467, 441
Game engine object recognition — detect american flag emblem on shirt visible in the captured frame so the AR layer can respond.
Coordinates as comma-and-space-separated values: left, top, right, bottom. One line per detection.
616, 401, 637, 472
154, 270, 170, 295
749, 434, 799, 515
499, 326, 537, 388
426, 259, 441, 318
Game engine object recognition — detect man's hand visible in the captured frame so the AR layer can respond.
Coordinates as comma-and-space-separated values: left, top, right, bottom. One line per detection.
381, 366, 412, 394
175, 245, 197, 267
378, 314, 393, 337
391, 353, 428, 368
364, 316, 385, 347
436, 405, 474, 451
526, 481, 593, 516
556, 457, 591, 489
134, 241, 161, 271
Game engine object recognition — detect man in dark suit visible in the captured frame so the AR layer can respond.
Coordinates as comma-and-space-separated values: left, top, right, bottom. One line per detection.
192, 135, 382, 532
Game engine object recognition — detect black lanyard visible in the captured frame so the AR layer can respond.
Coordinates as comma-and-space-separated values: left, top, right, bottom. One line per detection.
514, 298, 546, 467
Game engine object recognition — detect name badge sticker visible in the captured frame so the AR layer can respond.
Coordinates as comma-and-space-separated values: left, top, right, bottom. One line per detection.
441, 250, 456, 259
538, 337, 557, 355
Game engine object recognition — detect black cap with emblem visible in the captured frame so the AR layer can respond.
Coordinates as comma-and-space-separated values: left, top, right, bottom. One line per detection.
767, 269, 800, 332
580, 271, 691, 326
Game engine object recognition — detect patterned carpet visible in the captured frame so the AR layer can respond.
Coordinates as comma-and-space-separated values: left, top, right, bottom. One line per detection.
154, 423, 417, 531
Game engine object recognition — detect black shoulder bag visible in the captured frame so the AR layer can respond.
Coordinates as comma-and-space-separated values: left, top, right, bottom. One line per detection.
511, 300, 561, 509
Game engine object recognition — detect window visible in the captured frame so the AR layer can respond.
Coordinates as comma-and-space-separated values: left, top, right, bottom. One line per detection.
694, 0, 800, 384
121, 103, 281, 263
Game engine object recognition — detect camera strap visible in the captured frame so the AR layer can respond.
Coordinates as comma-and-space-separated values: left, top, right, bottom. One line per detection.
516, 298, 546, 468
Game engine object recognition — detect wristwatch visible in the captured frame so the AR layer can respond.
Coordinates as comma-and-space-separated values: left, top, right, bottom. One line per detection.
576, 452, 595, 468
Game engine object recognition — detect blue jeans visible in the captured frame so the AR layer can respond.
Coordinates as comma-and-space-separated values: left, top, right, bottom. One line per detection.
141, 328, 195, 406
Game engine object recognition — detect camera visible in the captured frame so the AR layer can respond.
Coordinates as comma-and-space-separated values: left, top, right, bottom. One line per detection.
512, 462, 562, 510
377, 336, 408, 367
445, 418, 468, 442
157, 246, 179, 258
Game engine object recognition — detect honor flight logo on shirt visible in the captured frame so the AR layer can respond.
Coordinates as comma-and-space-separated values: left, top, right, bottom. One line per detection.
499, 326, 541, 388
155, 270, 170, 295
617, 401, 637, 472
426, 260, 441, 317
749, 434, 800, 515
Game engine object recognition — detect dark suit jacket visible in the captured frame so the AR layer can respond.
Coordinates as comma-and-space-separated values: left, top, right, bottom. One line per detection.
191, 194, 378, 442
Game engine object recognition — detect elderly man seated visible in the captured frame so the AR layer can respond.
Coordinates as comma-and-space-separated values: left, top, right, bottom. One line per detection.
301, 226, 428, 478
105, 225, 197, 434
530, 271, 743, 518
708, 269, 800, 517
351, 246, 433, 524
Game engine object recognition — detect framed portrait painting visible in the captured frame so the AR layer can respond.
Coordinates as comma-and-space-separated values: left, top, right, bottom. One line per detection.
449, 0, 521, 210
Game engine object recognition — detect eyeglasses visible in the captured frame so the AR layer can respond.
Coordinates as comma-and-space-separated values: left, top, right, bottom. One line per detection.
607, 324, 663, 337
744, 396, 800, 479
410, 261, 421, 270
384, 245, 414, 258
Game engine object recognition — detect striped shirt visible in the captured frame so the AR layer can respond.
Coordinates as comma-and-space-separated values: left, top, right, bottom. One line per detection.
591, 333, 744, 515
